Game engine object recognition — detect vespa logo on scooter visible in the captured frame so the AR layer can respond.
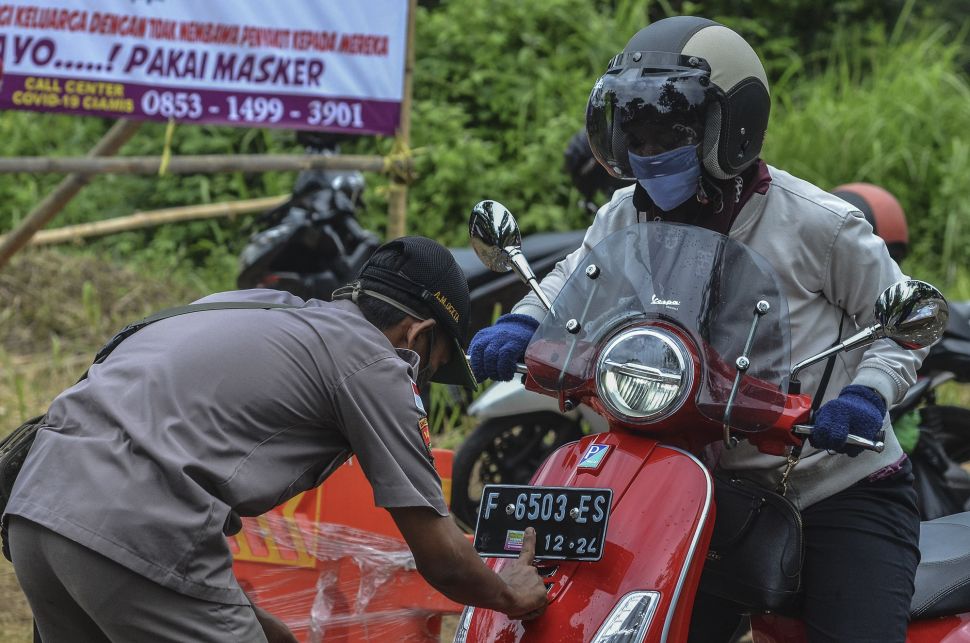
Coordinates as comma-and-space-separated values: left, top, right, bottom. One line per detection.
650, 293, 681, 308
577, 443, 611, 471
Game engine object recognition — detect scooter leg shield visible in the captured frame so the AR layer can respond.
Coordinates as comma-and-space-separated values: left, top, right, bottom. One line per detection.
462, 432, 715, 643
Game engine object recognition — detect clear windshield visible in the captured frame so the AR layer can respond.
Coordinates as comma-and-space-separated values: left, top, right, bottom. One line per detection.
525, 222, 791, 432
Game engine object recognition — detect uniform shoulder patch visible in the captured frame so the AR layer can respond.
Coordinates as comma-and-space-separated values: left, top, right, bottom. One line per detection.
411, 381, 426, 415
418, 416, 434, 463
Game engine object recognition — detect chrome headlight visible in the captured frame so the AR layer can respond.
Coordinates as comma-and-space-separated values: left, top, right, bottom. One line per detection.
596, 327, 692, 422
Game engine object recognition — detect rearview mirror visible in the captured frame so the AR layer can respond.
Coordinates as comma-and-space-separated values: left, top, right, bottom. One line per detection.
790, 279, 948, 384
468, 200, 522, 273
875, 280, 948, 349
468, 200, 552, 311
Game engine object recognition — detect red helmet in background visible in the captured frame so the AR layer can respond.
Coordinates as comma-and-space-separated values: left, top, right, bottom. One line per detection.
831, 182, 909, 263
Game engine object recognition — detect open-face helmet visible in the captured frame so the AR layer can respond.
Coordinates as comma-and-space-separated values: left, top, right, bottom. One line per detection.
586, 16, 770, 181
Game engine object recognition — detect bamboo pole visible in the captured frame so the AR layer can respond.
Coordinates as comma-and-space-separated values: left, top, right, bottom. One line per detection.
0, 153, 400, 176
385, 0, 418, 240
0, 195, 288, 247
0, 119, 142, 270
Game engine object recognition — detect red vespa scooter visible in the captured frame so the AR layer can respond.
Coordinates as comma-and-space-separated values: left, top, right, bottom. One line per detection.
454, 201, 968, 643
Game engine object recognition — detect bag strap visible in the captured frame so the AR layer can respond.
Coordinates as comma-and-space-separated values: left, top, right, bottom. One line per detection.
775, 310, 849, 495
84, 301, 298, 377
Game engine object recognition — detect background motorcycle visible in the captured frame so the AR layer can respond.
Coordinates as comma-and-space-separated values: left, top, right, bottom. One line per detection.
236, 132, 381, 298
893, 299, 970, 518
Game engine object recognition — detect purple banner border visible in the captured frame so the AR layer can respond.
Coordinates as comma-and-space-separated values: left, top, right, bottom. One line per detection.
0, 73, 402, 136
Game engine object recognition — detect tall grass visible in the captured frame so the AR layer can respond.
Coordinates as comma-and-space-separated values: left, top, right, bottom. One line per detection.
763, 24, 970, 291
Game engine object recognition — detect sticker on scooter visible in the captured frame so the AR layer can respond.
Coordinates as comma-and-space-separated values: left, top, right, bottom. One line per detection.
577, 444, 610, 470
504, 529, 524, 552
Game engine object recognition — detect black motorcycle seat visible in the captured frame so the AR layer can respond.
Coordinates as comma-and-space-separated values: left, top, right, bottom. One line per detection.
922, 335, 970, 382
945, 301, 970, 343
910, 511, 970, 618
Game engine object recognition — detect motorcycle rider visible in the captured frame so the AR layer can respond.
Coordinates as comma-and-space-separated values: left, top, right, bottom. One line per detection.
470, 17, 926, 642
6, 236, 547, 642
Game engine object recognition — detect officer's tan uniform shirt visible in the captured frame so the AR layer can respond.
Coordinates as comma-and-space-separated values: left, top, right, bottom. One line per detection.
6, 289, 445, 604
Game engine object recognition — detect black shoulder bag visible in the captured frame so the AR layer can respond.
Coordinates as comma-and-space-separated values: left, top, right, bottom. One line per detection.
700, 457, 805, 612
699, 313, 848, 613
0, 301, 296, 560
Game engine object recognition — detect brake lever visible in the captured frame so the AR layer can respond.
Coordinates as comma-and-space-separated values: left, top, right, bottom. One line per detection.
459, 352, 528, 377
792, 425, 886, 453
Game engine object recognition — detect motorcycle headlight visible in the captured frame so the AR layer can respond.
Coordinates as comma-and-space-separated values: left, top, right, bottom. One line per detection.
596, 327, 692, 423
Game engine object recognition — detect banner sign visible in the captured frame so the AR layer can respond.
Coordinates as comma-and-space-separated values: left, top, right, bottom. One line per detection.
0, 0, 409, 135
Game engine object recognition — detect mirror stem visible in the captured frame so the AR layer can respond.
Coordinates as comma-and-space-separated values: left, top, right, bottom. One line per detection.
508, 248, 553, 311
789, 324, 883, 383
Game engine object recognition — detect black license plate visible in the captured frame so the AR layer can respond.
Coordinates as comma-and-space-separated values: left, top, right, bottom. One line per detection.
473, 484, 612, 562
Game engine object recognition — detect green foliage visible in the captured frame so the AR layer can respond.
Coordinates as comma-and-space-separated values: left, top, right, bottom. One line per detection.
0, 0, 966, 296
763, 24, 970, 287
399, 0, 634, 245
0, 114, 300, 286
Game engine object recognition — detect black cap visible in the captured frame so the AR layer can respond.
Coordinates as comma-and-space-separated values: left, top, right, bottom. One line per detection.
338, 236, 475, 389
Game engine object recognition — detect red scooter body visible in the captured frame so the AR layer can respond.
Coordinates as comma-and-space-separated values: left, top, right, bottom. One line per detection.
463, 431, 714, 642
460, 215, 964, 643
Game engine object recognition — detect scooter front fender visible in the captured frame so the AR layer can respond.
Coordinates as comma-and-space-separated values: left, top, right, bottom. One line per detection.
461, 431, 715, 643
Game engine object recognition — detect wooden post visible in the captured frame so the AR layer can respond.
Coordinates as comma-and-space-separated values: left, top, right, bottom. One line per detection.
0, 119, 142, 270
386, 0, 417, 240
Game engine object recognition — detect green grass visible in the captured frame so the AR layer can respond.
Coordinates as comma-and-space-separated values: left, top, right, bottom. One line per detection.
763, 23, 970, 288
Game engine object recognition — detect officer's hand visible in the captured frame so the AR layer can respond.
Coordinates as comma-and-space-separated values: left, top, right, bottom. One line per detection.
809, 385, 887, 457
497, 527, 548, 620
468, 314, 540, 383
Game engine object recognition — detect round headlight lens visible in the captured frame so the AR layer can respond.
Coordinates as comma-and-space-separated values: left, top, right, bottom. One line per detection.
596, 327, 692, 422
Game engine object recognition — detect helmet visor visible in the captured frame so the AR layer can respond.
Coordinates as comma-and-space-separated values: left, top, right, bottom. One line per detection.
587, 52, 720, 179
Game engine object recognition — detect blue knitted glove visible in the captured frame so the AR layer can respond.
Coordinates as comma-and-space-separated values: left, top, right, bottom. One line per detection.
809, 385, 887, 457
468, 313, 540, 383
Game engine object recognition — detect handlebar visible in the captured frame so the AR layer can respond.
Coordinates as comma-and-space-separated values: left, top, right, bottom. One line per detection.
792, 425, 886, 453
473, 357, 885, 454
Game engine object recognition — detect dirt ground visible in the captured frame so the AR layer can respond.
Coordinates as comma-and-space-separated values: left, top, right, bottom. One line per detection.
0, 562, 32, 642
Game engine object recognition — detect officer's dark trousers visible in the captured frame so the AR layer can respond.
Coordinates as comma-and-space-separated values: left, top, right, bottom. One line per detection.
8, 516, 269, 643
688, 459, 921, 643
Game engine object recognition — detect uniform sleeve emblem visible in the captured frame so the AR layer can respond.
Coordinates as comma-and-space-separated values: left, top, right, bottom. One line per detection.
418, 416, 434, 463
411, 381, 427, 415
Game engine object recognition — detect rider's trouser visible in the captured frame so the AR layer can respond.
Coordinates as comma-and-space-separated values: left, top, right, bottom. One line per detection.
7, 515, 269, 643
688, 458, 921, 643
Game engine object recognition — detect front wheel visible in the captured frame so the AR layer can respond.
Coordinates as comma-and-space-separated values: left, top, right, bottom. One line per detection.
450, 412, 584, 530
